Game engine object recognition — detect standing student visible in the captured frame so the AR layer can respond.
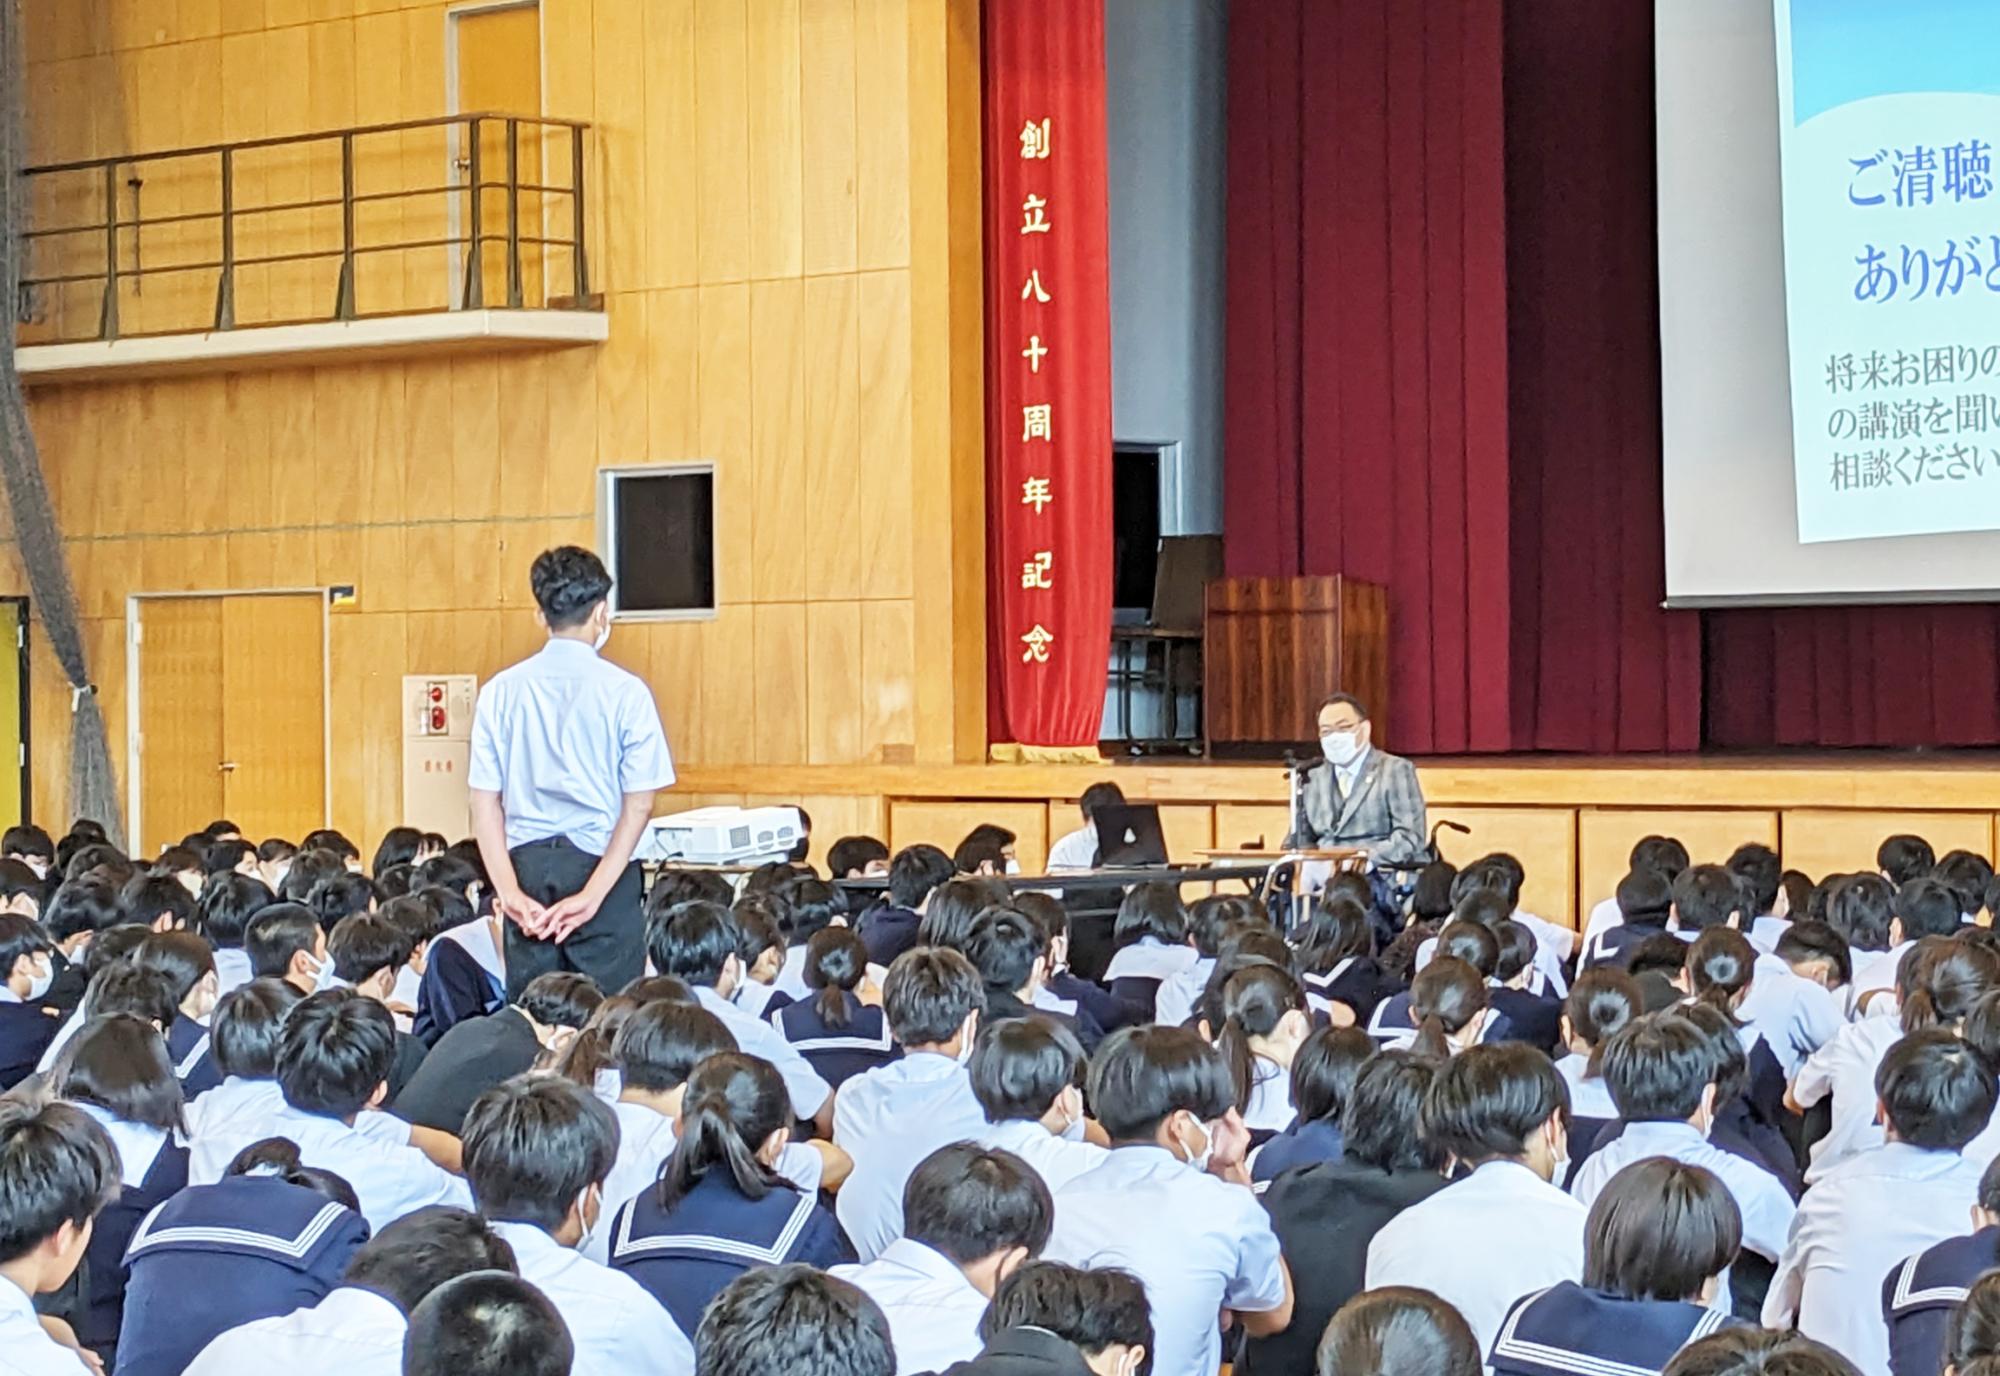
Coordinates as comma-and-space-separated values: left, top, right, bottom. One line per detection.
835, 947, 992, 1261
402, 1271, 574, 1376
183, 1208, 517, 1376
1493, 1159, 1741, 1373
1318, 1288, 1481, 1376
460, 1076, 694, 1376
469, 546, 677, 999
1041, 1025, 1294, 1376
1365, 1042, 1586, 1360
695, 1266, 897, 1376
0, 1100, 118, 1376
1765, 1030, 1997, 1376
1250, 1024, 1374, 1182
0, 912, 59, 1087
771, 927, 899, 1090
1883, 1155, 2000, 1376
394, 972, 603, 1134
834, 1144, 1052, 1376
970, 1017, 1107, 1192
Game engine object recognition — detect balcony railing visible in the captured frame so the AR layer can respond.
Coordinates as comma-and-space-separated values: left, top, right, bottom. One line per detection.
17, 112, 594, 345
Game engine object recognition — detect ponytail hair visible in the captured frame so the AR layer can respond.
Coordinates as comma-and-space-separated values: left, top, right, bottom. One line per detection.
224, 1136, 363, 1214
805, 927, 867, 1029
1686, 928, 1756, 1017
1902, 935, 2000, 1033
658, 1052, 790, 1210
1210, 964, 1305, 1111
1409, 957, 1488, 1059
1564, 969, 1643, 1077
1948, 1271, 2000, 1375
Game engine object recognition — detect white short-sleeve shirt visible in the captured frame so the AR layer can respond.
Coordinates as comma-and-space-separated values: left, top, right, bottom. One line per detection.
834, 1052, 991, 1263
831, 1239, 989, 1376
975, 1118, 1109, 1194
0, 1274, 94, 1376
183, 1287, 407, 1376
1569, 1119, 1797, 1262
261, 1104, 472, 1232
692, 985, 831, 1121
1790, 1014, 1903, 1183
491, 1221, 694, 1376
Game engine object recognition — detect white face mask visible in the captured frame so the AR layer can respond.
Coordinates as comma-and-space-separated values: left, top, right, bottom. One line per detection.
1179, 1115, 1213, 1173
22, 857, 47, 881
1321, 730, 1364, 768
1004, 858, 1022, 876
593, 611, 611, 652
24, 956, 52, 1002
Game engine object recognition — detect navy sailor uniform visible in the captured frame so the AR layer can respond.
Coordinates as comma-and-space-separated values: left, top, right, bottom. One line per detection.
1490, 1282, 1739, 1376
71, 1111, 190, 1360
1882, 1225, 2000, 1376
770, 992, 901, 1092
168, 1013, 223, 1098
117, 1173, 370, 1376
607, 1169, 854, 1338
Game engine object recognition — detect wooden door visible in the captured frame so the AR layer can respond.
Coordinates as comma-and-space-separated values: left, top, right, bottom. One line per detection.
454, 3, 543, 307
135, 599, 227, 857
0, 604, 26, 833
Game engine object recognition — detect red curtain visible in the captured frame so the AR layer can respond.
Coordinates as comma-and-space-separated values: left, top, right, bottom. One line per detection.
981, 0, 1114, 755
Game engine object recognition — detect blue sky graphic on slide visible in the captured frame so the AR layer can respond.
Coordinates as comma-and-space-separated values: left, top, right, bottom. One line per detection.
1789, 0, 2000, 125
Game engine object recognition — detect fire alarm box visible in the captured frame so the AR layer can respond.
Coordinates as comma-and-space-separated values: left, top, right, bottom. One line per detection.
402, 676, 479, 839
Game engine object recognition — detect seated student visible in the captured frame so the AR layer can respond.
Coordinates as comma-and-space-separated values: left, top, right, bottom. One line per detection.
1684, 928, 1790, 1123
394, 972, 601, 1134
459, 1076, 693, 1376
1013, 891, 1125, 1041
0, 912, 58, 1087
155, 845, 209, 899
1489, 917, 1564, 1054
184, 1207, 516, 1376
835, 946, 991, 1259
413, 886, 506, 1045
1880, 834, 1938, 889
1585, 839, 1690, 952
1207, 961, 1311, 1137
833, 1144, 1051, 1376
1366, 1043, 1586, 1360
1293, 894, 1391, 1027
266, 989, 474, 1230
1555, 968, 1644, 1177
1371, 920, 1496, 1044
1938, 1271, 2000, 1376
1496, 1158, 1742, 1374
1882, 1155, 2000, 1376
119, 872, 195, 934
1571, 1014, 1797, 1287
1775, 920, 1852, 1003
0, 859, 44, 923
1100, 883, 1196, 1021
379, 893, 442, 1016
964, 907, 1081, 1033
276, 850, 346, 907
1728, 843, 1790, 954
697, 1265, 896, 1376
1851, 876, 1968, 1011
198, 873, 275, 997
39, 878, 122, 1017
1247, 1050, 1449, 1376
254, 838, 297, 894
1673, 865, 1840, 1079
3, 822, 56, 884
970, 1017, 1107, 1190
1374, 952, 1497, 1054
0, 1099, 119, 1376
1042, 1025, 1294, 1376
859, 845, 954, 968
946, 1261, 1151, 1376
771, 927, 899, 1090
325, 912, 428, 1091
770, 878, 846, 1001
1827, 873, 1898, 1014
244, 902, 329, 996
608, 1052, 851, 1335
1046, 782, 1126, 872
1660, 1327, 1865, 1376
118, 1139, 369, 1376
1936, 849, 1994, 923
1765, 1029, 1998, 1375
1675, 1002, 1804, 1205
730, 900, 792, 1020
403, 1270, 573, 1376
370, 827, 429, 881
830, 836, 892, 882
1250, 1024, 1373, 1182
916, 877, 1011, 953
1153, 895, 1240, 1030
646, 901, 833, 1134
131, 930, 225, 1096
34, 944, 173, 1077
1584, 868, 1677, 970
1317, 1287, 1481, 1376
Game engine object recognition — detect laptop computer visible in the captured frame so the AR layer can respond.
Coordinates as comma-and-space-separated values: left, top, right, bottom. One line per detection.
1094, 804, 1169, 868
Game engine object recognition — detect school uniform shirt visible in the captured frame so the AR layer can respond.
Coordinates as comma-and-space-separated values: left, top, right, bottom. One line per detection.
1152, 956, 1216, 1029
1580, 895, 1623, 953
392, 1006, 542, 1134
1747, 914, 1792, 955
1738, 952, 1842, 1077
1366, 1160, 1587, 1365
607, 1170, 853, 1338
1489, 1282, 1738, 1376
183, 1286, 407, 1376
1763, 1141, 1989, 1376
491, 1220, 694, 1376
258, 1103, 473, 1232
413, 921, 506, 1045
69, 1104, 189, 1355
1300, 957, 1389, 1025
692, 985, 832, 1122
116, 1174, 370, 1376
1101, 938, 1197, 1021
832, 1239, 989, 1376
1570, 1120, 1797, 1263
1849, 942, 1913, 1016
1045, 827, 1097, 871
1417, 933, 1570, 999
1365, 992, 1512, 1051
1581, 920, 1672, 971
1249, 1118, 1343, 1183
212, 947, 254, 997
0, 1272, 94, 1376
772, 993, 901, 1091
35, 1004, 83, 1075
184, 1076, 413, 1186
834, 1051, 991, 1262
733, 977, 789, 1020
974, 1118, 1109, 1194
169, 1013, 223, 1098
1882, 1224, 2000, 1376
1243, 1057, 1295, 1135
0, 996, 57, 1090
1039, 970, 1128, 1041
858, 906, 924, 968
770, 944, 814, 1002
1790, 1012, 1902, 1184
1043, 1145, 1289, 1376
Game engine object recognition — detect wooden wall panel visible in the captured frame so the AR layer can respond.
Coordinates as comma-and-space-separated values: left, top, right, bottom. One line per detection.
1576, 809, 1782, 915
1429, 805, 1577, 930
1214, 804, 1291, 854
1780, 810, 1996, 884
890, 800, 1049, 875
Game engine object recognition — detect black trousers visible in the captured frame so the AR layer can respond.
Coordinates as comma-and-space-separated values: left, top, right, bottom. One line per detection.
503, 836, 644, 1000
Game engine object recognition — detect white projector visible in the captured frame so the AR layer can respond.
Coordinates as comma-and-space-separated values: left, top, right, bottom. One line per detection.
639, 806, 804, 866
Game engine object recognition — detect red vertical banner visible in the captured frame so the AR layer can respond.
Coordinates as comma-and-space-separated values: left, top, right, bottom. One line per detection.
983, 0, 1114, 761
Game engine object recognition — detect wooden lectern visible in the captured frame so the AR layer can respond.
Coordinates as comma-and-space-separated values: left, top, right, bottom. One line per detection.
1203, 576, 1389, 755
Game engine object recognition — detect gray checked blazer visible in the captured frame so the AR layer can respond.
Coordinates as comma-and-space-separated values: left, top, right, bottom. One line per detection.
1286, 749, 1428, 865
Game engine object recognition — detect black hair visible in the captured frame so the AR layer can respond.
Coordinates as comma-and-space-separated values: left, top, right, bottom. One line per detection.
1938, 850, 1996, 917
918, 877, 1010, 951
223, 1137, 363, 1215
1671, 865, 1744, 933
372, 827, 427, 879
122, 872, 197, 930
53, 1012, 187, 1131
645, 900, 742, 987
1877, 1028, 1998, 1150
0, 912, 53, 979
200, 838, 253, 878
327, 911, 412, 985
1780, 869, 1816, 920
954, 835, 1008, 875
376, 864, 415, 900
804, 926, 868, 1028
343, 1207, 519, 1316
1448, 887, 1513, 931
1, 824, 54, 863
65, 840, 128, 884
731, 897, 786, 969
196, 873, 273, 948
403, 1270, 572, 1376
777, 877, 844, 945
257, 837, 299, 864
0, 859, 42, 914
1660, 1329, 1861, 1376
1583, 1158, 1743, 1302
1628, 933, 1693, 982
42, 878, 121, 944
1089, 1025, 1235, 1142
211, 978, 305, 1079
1435, 920, 1499, 978
1212, 962, 1305, 1111
1342, 1050, 1447, 1172
1616, 868, 1674, 926
1564, 968, 1643, 1074
133, 930, 215, 1005
1600, 1013, 1715, 1122
1897, 876, 1966, 942
1420, 1041, 1568, 1164
1291, 1024, 1374, 1126
312, 874, 382, 931
971, 1016, 1086, 1123
1451, 859, 1522, 913
415, 885, 475, 936
415, 854, 484, 902
1671, 1002, 1749, 1112
1491, 919, 1537, 985
1726, 843, 1782, 916
1775, 920, 1852, 985
882, 946, 985, 1046
529, 546, 613, 627
156, 845, 205, 879
1947, 1270, 2000, 1376
461, 1076, 618, 1232
277, 988, 397, 1118
0, 1100, 119, 1265
1828, 873, 1896, 953
964, 907, 1044, 997
1630, 835, 1692, 882
81, 963, 181, 1028
1879, 833, 1938, 887
903, 1142, 1052, 1263
1294, 895, 1374, 973
1686, 927, 1756, 1016
1410, 861, 1459, 923
1114, 882, 1187, 948
1317, 1287, 1480, 1376
1077, 782, 1127, 825
612, 1001, 736, 1095
281, 850, 349, 905
302, 830, 362, 863
887, 844, 955, 910
1409, 956, 1489, 1059
1186, 894, 1242, 960
1902, 936, 2000, 1033
828, 836, 890, 879
244, 903, 323, 978
695, 1265, 895, 1376
517, 971, 604, 1030
381, 893, 443, 955
658, 1052, 790, 1209
980, 1262, 1154, 1376
86, 922, 150, 976
1013, 890, 1069, 949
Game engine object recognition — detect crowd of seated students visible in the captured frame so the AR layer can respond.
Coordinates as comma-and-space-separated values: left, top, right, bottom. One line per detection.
4, 811, 2000, 1376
